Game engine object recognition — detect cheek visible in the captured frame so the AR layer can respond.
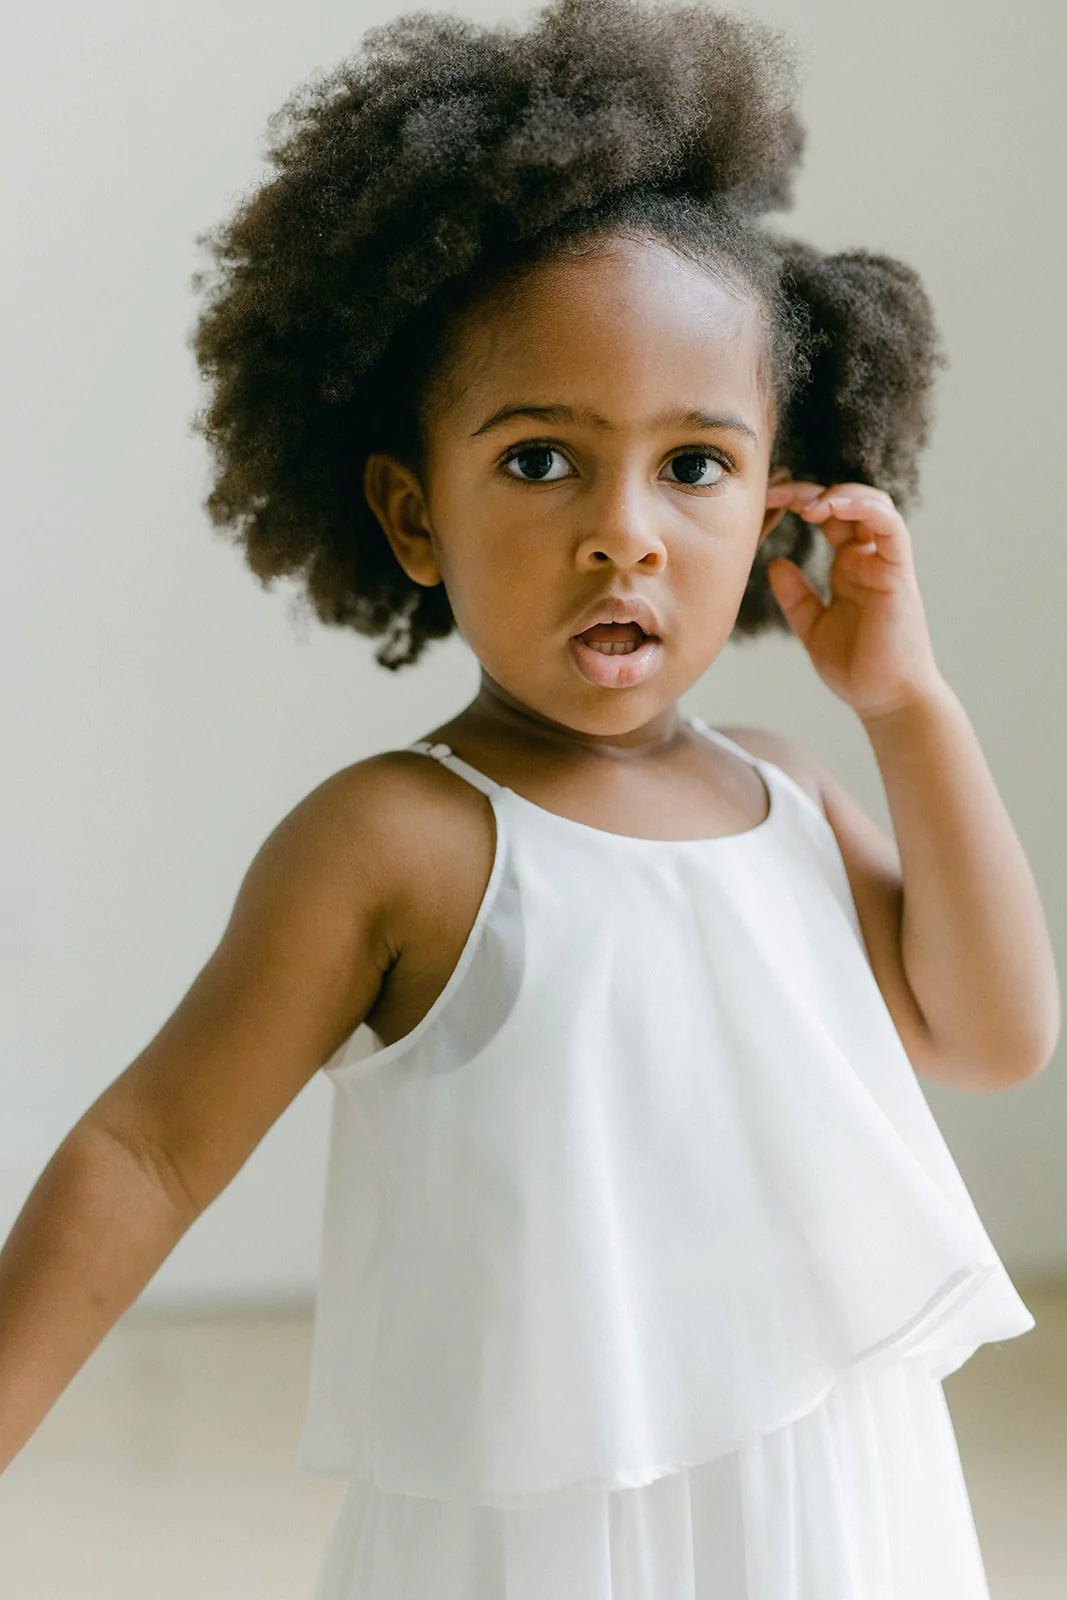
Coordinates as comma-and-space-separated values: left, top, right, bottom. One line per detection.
427, 485, 546, 629
665, 488, 767, 567
442, 474, 558, 573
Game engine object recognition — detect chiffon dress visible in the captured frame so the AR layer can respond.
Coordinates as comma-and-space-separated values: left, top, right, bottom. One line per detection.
298, 717, 1034, 1599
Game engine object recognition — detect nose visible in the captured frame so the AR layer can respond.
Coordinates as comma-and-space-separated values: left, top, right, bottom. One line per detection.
575, 469, 668, 569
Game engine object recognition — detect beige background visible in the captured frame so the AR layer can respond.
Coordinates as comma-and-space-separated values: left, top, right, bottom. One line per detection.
2, 0, 1064, 1314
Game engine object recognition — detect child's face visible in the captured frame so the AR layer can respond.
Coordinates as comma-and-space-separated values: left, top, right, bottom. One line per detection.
365, 235, 789, 735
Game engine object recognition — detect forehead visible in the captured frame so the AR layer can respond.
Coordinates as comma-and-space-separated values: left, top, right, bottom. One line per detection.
436, 237, 769, 436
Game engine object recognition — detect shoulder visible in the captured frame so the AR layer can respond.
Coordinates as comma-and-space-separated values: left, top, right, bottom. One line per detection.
264, 750, 437, 894
712, 725, 825, 810
714, 723, 892, 865
88, 751, 462, 1210
292, 740, 483, 877
314, 745, 470, 834
713, 722, 900, 885
714, 720, 902, 892
215, 749, 462, 997
312, 741, 498, 938
225, 754, 430, 982
302, 743, 489, 852
226, 745, 493, 1023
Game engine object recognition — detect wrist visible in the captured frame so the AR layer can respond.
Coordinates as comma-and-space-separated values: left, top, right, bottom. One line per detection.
855, 674, 958, 736
857, 675, 966, 748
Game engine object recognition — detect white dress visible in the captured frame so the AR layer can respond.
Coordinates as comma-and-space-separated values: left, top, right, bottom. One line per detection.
299, 717, 1034, 1599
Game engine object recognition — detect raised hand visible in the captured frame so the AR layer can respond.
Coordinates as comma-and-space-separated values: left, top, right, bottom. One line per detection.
763, 480, 945, 721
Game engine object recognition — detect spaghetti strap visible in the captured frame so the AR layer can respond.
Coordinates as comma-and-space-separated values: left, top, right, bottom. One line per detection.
412, 726, 764, 800
686, 712, 764, 770
409, 721, 760, 800
406, 739, 505, 798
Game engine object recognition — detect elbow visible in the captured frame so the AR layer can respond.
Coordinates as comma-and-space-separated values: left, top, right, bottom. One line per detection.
1019, 988, 1062, 1083
983, 1026, 1060, 1091
971, 990, 1062, 1091
1013, 1024, 1061, 1086
919, 1021, 1060, 1093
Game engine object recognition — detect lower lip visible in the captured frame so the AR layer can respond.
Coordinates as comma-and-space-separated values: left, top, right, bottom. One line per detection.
569, 634, 663, 688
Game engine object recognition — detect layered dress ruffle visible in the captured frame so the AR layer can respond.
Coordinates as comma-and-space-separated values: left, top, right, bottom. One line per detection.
300, 721, 1032, 1598
312, 1355, 991, 1600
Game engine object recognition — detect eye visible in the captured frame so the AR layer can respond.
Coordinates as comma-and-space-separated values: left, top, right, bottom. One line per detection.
502, 445, 571, 482
662, 451, 730, 488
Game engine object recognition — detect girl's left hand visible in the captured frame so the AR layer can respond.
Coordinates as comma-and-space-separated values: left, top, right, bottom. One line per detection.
762, 480, 944, 721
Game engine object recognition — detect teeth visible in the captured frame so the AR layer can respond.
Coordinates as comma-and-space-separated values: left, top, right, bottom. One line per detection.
586, 640, 640, 654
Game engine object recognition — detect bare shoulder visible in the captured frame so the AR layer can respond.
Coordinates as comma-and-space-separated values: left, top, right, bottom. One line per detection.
712, 725, 825, 809
715, 721, 902, 897
329, 742, 497, 864
717, 723, 944, 1084
317, 746, 474, 863
716, 720, 902, 892
238, 748, 449, 956
81, 748, 478, 1218
299, 743, 495, 944
715, 723, 891, 861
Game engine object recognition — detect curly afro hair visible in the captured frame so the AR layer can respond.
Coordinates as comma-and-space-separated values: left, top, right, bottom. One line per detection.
189, 0, 945, 670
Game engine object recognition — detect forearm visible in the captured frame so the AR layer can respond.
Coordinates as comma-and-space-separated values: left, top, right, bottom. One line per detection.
860, 678, 1061, 1085
0, 1120, 195, 1475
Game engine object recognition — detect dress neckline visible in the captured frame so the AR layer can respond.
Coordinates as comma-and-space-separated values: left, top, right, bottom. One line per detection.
420, 714, 780, 849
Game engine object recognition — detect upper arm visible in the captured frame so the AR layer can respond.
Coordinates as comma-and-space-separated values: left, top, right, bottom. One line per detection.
79, 758, 408, 1217
719, 725, 946, 1083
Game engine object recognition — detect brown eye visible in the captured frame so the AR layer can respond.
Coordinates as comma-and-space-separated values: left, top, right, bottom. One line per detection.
503, 446, 570, 482
664, 452, 727, 487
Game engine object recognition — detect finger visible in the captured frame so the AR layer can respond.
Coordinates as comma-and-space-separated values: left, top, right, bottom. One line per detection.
813, 513, 864, 549
764, 481, 826, 509
765, 481, 893, 510
803, 483, 895, 509
766, 556, 826, 648
801, 487, 896, 521
799, 494, 911, 566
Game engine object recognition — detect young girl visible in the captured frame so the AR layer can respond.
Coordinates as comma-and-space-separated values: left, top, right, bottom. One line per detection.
0, 0, 1058, 1594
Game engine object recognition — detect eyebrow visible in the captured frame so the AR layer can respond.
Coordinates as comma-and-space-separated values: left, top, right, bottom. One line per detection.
469, 402, 760, 445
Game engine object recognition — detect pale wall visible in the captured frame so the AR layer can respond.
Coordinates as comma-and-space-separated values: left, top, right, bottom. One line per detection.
2, 0, 1063, 1309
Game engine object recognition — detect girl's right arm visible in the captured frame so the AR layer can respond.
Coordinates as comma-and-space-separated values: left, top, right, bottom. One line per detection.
0, 757, 409, 1475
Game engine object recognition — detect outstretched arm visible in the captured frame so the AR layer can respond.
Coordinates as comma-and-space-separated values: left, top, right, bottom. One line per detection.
0, 1121, 196, 1475
0, 758, 404, 1475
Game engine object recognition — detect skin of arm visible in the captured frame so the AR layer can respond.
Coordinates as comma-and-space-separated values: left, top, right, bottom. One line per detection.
0, 759, 405, 1475
852, 683, 1059, 1086
748, 478, 1061, 1093
0, 1124, 196, 1474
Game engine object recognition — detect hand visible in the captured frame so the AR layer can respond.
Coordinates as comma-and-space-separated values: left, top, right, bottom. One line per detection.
763, 480, 945, 721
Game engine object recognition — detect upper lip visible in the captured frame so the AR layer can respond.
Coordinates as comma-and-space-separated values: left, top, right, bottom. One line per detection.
571, 593, 662, 639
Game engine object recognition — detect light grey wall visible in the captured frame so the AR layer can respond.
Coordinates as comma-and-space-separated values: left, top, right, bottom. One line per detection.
2, 0, 1063, 1311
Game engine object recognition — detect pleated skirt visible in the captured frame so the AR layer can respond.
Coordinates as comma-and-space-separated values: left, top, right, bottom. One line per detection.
310, 1355, 990, 1600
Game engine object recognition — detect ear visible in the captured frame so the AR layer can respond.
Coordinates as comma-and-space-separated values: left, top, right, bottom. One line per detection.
758, 464, 795, 545
362, 452, 442, 587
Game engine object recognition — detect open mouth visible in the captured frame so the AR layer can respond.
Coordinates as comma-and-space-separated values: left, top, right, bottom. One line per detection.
570, 623, 663, 688
574, 621, 652, 655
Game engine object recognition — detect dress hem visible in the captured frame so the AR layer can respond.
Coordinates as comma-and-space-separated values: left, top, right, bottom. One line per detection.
299, 1256, 1032, 1511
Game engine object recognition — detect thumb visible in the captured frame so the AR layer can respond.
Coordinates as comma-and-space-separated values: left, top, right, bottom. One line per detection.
766, 557, 825, 647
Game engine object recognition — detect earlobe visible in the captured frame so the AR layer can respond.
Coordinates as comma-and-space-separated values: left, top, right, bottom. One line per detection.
362, 452, 442, 587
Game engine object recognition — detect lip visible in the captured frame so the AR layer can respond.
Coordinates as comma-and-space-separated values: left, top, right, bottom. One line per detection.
569, 632, 664, 689
569, 592, 663, 641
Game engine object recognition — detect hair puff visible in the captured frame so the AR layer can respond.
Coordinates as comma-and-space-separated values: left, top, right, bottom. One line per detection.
189, 0, 943, 669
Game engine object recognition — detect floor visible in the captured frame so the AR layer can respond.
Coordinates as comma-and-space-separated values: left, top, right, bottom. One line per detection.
1, 1284, 1064, 1599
